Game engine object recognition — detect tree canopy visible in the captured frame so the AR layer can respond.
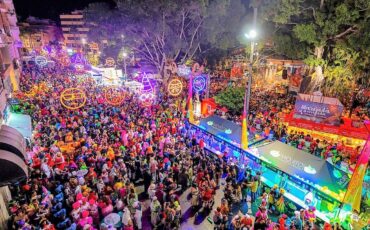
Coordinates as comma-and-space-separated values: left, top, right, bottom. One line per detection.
259, 0, 370, 93
84, 0, 248, 75
215, 86, 245, 115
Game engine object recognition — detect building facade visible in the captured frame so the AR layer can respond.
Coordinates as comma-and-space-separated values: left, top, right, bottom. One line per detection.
0, 0, 22, 118
0, 2, 23, 228
18, 16, 63, 54
60, 10, 89, 50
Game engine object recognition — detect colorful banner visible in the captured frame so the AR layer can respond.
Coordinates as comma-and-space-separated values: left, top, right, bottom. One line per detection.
293, 100, 343, 126
343, 127, 370, 211
289, 73, 303, 93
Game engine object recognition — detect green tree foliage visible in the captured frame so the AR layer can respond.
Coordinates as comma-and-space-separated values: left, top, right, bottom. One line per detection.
259, 0, 369, 92
84, 0, 247, 75
215, 87, 245, 115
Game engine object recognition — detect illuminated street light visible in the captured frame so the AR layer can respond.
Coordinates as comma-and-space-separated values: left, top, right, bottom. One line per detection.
245, 29, 257, 39
81, 38, 86, 44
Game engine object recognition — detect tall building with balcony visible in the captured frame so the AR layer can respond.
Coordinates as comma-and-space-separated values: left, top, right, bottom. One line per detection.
60, 10, 89, 50
0, 1, 24, 229
0, 0, 22, 112
18, 16, 63, 55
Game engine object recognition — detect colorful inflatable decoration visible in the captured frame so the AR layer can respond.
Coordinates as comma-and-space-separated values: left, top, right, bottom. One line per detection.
167, 78, 183, 96
60, 88, 87, 110
35, 56, 48, 67
105, 57, 115, 67
104, 86, 125, 106
193, 75, 207, 92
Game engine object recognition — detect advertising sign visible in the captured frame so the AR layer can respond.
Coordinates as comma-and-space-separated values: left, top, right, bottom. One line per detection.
293, 100, 343, 126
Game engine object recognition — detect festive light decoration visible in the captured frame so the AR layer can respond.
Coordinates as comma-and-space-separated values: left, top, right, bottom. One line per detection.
60, 56, 71, 67
139, 93, 155, 107
60, 88, 87, 110
74, 64, 85, 72
138, 73, 156, 106
24, 82, 49, 97
167, 78, 183, 96
105, 57, 115, 67
177, 65, 191, 77
104, 86, 125, 105
193, 75, 207, 92
35, 56, 48, 67
89, 42, 99, 50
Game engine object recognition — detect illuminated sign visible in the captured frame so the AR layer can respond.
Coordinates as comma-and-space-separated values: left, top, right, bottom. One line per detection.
193, 75, 206, 92
269, 150, 317, 174
105, 57, 115, 67
167, 78, 183, 96
35, 56, 48, 67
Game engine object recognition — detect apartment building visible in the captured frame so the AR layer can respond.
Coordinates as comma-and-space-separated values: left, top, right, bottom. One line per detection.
0, 0, 22, 111
0, 1, 24, 228
60, 10, 89, 50
18, 16, 63, 54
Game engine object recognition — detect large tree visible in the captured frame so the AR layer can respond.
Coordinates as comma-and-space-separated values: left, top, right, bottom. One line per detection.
259, 0, 369, 91
85, 0, 247, 78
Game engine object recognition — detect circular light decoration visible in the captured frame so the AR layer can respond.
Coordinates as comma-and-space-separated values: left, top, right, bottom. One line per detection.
139, 93, 155, 107
60, 88, 87, 110
177, 65, 191, 77
105, 57, 115, 67
104, 86, 125, 105
193, 75, 207, 92
167, 78, 183, 96
35, 56, 48, 67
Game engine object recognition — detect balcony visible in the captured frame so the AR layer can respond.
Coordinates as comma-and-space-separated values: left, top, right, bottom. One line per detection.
0, 34, 12, 47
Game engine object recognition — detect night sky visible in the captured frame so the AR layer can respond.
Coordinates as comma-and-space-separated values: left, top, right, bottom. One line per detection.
13, 0, 116, 21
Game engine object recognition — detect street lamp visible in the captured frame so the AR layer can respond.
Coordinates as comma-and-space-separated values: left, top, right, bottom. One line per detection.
241, 28, 257, 151
81, 38, 87, 54
122, 52, 128, 78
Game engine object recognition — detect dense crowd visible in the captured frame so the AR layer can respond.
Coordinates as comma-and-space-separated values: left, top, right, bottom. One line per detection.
6, 62, 354, 230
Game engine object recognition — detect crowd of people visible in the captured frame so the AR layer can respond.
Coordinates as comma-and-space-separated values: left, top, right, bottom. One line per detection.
6, 59, 357, 230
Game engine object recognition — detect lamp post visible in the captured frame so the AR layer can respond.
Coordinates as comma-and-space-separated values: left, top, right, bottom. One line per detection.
241, 29, 257, 150
81, 38, 87, 55
122, 52, 127, 78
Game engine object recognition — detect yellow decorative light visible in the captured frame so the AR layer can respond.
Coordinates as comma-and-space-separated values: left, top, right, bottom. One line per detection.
104, 86, 125, 105
60, 88, 87, 110
167, 78, 183, 96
